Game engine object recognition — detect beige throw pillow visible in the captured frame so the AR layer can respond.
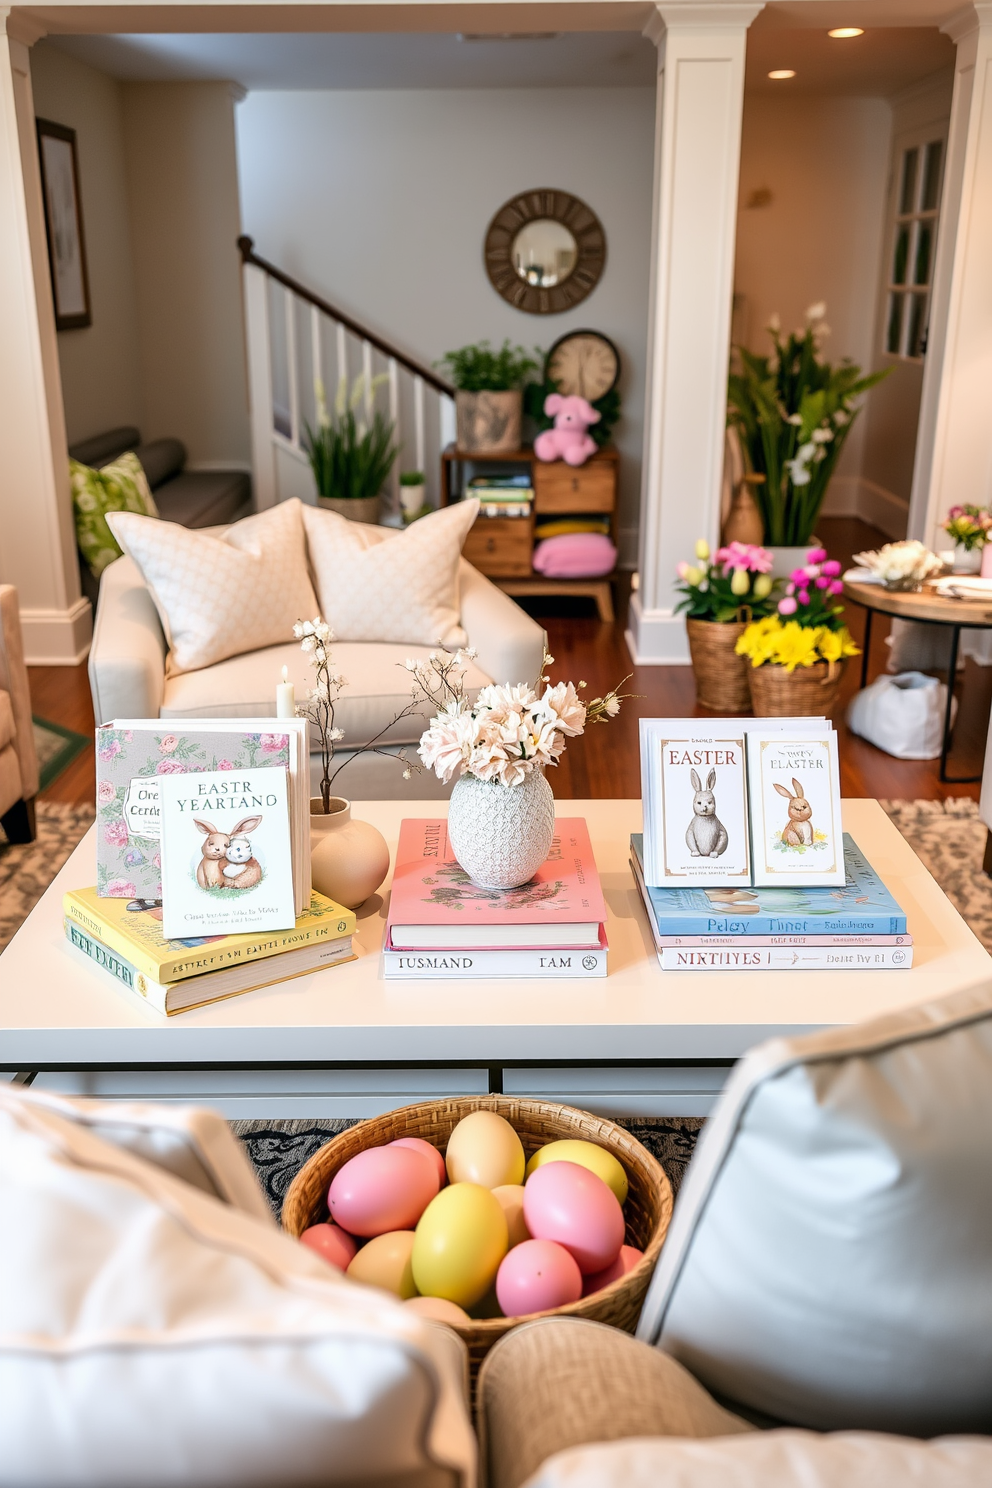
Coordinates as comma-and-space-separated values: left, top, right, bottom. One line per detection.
108, 499, 318, 675
302, 499, 480, 647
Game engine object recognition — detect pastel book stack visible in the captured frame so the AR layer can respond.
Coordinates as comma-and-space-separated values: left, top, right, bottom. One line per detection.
630, 834, 912, 972
467, 474, 533, 519
384, 818, 607, 978
63, 888, 356, 1015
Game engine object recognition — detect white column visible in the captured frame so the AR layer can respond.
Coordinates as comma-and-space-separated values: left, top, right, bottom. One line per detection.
0, 14, 90, 664
908, 3, 992, 546
628, 0, 761, 666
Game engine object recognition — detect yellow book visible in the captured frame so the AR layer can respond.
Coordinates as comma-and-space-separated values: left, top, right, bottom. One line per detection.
62, 886, 355, 984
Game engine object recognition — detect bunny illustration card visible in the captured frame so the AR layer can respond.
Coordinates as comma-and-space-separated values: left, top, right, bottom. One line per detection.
747, 729, 844, 886
655, 733, 750, 885
157, 767, 296, 938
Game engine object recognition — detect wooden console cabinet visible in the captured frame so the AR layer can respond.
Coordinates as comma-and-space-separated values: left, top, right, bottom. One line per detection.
440, 445, 619, 621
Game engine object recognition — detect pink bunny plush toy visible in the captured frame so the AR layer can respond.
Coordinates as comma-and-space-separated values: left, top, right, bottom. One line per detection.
533, 394, 601, 467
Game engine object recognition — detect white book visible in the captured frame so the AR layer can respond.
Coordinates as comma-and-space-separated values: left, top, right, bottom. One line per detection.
746, 727, 845, 886
657, 945, 913, 971
158, 767, 297, 938
383, 941, 608, 979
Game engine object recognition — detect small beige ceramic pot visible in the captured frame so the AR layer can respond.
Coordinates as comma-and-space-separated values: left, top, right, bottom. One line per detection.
310, 797, 390, 910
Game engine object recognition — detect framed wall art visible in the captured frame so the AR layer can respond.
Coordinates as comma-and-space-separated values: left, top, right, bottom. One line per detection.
36, 118, 91, 331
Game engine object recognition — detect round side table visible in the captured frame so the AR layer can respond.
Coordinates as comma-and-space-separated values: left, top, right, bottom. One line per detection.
843, 578, 992, 783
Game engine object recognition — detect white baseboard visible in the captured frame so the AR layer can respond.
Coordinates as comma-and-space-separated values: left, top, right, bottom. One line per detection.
22, 597, 92, 665
820, 476, 909, 539
625, 592, 691, 665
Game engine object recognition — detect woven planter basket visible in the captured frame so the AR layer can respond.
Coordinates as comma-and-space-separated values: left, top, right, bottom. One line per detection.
686, 619, 751, 712
748, 657, 847, 717
282, 1095, 673, 1387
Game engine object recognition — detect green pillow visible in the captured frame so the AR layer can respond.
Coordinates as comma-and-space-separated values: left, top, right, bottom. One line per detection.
70, 452, 159, 578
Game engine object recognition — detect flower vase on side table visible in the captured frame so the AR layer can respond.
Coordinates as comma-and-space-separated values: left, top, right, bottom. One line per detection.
446, 771, 556, 890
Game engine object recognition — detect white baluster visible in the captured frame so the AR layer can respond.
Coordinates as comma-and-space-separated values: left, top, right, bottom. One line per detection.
362, 340, 373, 420
388, 356, 400, 518
310, 304, 322, 421
414, 376, 426, 476
336, 321, 347, 404
285, 287, 299, 449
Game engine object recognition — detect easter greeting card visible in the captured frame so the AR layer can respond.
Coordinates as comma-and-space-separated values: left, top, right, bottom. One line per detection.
747, 729, 843, 886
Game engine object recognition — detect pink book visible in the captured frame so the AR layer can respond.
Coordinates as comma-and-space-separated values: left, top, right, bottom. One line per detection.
387, 818, 606, 950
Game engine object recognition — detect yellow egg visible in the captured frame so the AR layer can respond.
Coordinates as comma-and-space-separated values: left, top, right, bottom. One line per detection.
525, 1140, 629, 1205
445, 1110, 525, 1188
412, 1182, 508, 1307
346, 1231, 417, 1299
404, 1295, 471, 1326
492, 1184, 530, 1248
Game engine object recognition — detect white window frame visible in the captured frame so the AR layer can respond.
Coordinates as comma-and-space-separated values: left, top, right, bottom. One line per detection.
881, 123, 948, 364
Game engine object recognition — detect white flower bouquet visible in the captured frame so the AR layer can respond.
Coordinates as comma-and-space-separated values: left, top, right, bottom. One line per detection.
852, 540, 944, 591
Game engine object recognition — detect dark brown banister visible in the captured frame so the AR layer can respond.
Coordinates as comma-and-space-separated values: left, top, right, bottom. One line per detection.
238, 236, 455, 398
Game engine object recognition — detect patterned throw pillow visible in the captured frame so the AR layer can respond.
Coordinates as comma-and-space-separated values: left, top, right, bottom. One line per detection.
301, 499, 480, 647
107, 498, 319, 676
71, 453, 159, 578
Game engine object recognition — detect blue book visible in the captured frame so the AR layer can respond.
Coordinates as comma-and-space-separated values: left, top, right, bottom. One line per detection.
630, 834, 907, 936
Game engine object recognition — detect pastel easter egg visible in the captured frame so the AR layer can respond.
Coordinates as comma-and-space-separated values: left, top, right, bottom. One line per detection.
404, 1296, 471, 1326
412, 1182, 508, 1307
525, 1140, 629, 1205
581, 1244, 644, 1298
347, 1230, 417, 1298
328, 1146, 440, 1237
299, 1222, 357, 1271
496, 1239, 582, 1318
390, 1137, 447, 1189
523, 1161, 625, 1276
492, 1184, 530, 1248
445, 1111, 525, 1189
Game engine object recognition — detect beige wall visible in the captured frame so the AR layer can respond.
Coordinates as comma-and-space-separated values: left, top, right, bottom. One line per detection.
122, 81, 250, 467
29, 40, 142, 447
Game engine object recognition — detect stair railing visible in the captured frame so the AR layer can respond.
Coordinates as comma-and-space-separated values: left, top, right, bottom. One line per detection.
238, 236, 456, 514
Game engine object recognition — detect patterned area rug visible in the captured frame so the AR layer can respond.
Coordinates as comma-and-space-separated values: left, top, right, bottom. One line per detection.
232, 1116, 704, 1220
879, 798, 992, 951
32, 716, 90, 792
0, 801, 95, 952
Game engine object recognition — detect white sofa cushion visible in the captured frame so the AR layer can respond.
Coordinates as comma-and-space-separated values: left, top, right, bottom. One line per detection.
161, 639, 491, 748
0, 1087, 474, 1487
522, 1433, 992, 1488
108, 499, 318, 676
637, 982, 992, 1435
302, 500, 479, 647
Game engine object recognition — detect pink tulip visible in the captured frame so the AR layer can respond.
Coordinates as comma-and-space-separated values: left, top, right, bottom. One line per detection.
828, 579, 844, 595
786, 581, 795, 596
815, 576, 829, 589
778, 596, 798, 615
790, 568, 808, 585
821, 559, 842, 577
676, 560, 690, 580
798, 589, 811, 605
807, 547, 827, 563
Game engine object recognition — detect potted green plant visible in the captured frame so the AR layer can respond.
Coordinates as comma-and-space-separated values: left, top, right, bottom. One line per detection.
437, 340, 538, 455
303, 374, 399, 524
727, 304, 890, 572
398, 470, 427, 523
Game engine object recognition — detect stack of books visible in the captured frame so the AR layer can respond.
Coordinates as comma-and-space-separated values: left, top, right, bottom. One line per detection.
630, 833, 912, 971
467, 474, 533, 519
64, 888, 356, 1015
383, 818, 607, 978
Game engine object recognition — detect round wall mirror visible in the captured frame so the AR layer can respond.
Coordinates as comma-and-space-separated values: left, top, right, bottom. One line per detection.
485, 189, 606, 314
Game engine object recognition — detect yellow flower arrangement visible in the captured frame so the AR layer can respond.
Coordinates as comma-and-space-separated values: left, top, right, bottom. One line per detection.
735, 614, 860, 673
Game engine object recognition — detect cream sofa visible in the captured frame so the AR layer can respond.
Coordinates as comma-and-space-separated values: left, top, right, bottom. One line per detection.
88, 549, 546, 799
0, 585, 39, 842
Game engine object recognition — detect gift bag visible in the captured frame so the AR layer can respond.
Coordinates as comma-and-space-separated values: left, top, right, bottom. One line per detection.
847, 671, 956, 759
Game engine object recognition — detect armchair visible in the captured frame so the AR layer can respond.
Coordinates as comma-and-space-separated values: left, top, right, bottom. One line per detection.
0, 585, 39, 842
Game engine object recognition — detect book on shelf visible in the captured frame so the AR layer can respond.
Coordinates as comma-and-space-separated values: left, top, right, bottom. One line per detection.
386, 818, 606, 950
383, 931, 608, 980
65, 919, 356, 1016
639, 717, 844, 889
467, 474, 533, 489
63, 886, 355, 984
95, 718, 311, 914
630, 834, 908, 937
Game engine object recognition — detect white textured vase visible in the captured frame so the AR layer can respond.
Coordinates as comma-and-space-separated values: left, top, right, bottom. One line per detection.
446, 770, 556, 890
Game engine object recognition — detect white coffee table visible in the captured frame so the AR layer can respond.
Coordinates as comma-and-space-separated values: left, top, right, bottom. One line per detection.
1, 800, 988, 1118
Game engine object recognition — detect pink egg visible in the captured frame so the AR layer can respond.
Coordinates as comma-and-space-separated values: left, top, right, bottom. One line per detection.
523, 1160, 625, 1275
390, 1137, 447, 1189
581, 1244, 643, 1297
328, 1146, 440, 1237
299, 1222, 358, 1271
496, 1239, 582, 1317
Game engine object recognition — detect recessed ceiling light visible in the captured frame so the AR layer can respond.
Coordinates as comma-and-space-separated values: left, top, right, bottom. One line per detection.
828, 27, 865, 37
768, 69, 796, 79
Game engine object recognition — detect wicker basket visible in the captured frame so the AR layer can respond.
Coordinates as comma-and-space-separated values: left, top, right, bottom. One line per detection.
748, 657, 846, 717
282, 1095, 673, 1384
686, 619, 751, 713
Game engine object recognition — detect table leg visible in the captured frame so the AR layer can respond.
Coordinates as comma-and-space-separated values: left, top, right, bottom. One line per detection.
859, 607, 873, 690
939, 626, 963, 783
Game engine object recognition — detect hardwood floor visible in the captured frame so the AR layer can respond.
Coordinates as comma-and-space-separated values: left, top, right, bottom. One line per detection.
28, 515, 990, 809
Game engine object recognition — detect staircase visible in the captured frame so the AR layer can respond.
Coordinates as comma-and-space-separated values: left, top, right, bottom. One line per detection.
238, 237, 456, 516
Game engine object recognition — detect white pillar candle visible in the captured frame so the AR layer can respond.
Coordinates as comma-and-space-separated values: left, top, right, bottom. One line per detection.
276, 665, 296, 719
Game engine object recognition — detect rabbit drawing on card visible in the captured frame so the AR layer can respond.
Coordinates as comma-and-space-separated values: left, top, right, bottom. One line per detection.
685, 768, 729, 859
194, 820, 232, 888
775, 778, 814, 847
220, 815, 264, 890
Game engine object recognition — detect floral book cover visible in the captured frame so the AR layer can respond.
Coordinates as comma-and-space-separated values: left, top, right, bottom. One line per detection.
387, 818, 606, 927
95, 725, 292, 899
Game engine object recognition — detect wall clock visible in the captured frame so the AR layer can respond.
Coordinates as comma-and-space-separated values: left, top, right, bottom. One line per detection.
484, 189, 606, 315
545, 331, 620, 402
